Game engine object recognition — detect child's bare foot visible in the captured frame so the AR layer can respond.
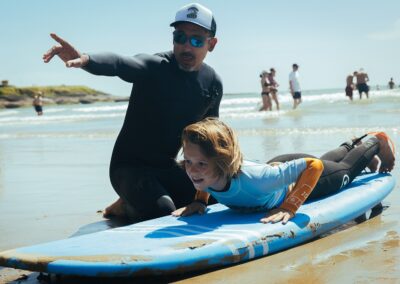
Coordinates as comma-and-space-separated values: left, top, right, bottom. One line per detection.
367, 156, 380, 172
373, 132, 395, 173
103, 198, 126, 218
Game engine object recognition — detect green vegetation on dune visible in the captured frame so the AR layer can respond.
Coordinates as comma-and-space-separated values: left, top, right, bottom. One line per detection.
0, 85, 107, 97
0, 86, 19, 96
0, 84, 128, 108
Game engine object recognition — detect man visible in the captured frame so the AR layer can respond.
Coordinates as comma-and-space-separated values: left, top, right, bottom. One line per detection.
43, 3, 223, 221
345, 73, 355, 101
32, 92, 44, 115
355, 68, 370, 99
388, 78, 395, 89
289, 63, 301, 109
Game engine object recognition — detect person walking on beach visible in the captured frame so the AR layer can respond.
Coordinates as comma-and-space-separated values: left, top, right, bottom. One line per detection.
259, 70, 272, 111
32, 92, 43, 116
388, 78, 395, 89
267, 68, 280, 110
345, 73, 355, 101
289, 63, 302, 109
43, 3, 223, 222
355, 69, 370, 99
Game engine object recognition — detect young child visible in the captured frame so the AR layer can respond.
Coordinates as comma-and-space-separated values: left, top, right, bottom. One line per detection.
172, 118, 395, 224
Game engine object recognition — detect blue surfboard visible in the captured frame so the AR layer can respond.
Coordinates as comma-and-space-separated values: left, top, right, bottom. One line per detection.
0, 173, 395, 277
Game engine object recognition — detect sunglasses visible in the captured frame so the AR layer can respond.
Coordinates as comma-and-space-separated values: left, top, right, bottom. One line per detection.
173, 31, 210, 48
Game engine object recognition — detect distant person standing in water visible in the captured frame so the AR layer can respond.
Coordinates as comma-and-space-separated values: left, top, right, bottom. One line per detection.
259, 70, 272, 111
267, 68, 280, 110
388, 78, 395, 89
355, 69, 370, 99
33, 92, 43, 116
289, 63, 301, 109
345, 73, 355, 101
43, 3, 223, 222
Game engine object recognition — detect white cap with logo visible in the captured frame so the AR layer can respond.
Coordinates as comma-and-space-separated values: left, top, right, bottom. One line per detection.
170, 3, 217, 36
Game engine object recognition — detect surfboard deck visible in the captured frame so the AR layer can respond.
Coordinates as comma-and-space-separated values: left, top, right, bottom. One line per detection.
0, 173, 395, 277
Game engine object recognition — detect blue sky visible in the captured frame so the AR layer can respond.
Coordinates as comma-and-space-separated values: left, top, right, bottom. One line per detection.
1, 0, 399, 96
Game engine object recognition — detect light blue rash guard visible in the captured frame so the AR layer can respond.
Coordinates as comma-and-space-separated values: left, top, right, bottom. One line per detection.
205, 159, 307, 212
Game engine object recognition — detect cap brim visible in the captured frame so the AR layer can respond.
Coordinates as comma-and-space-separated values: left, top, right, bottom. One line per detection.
170, 20, 212, 33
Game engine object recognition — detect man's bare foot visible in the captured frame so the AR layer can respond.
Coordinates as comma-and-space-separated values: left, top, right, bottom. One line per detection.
367, 156, 380, 172
103, 198, 126, 218
373, 132, 395, 173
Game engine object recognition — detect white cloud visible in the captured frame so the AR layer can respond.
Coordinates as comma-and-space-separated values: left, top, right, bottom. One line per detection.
367, 19, 400, 41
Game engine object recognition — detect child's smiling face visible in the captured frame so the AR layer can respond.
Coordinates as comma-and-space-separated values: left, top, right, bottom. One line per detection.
183, 142, 222, 191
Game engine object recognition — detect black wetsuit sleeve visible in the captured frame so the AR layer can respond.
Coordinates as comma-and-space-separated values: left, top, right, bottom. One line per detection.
205, 72, 223, 117
82, 52, 151, 83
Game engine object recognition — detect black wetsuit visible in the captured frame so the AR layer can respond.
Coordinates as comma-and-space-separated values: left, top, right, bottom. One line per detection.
84, 51, 223, 220
267, 136, 380, 200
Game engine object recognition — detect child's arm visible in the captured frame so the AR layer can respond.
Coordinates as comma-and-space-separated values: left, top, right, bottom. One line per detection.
261, 158, 324, 224
195, 190, 210, 205
171, 191, 210, 217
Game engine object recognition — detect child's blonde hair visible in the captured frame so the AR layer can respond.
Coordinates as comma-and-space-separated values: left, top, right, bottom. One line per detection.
181, 118, 243, 179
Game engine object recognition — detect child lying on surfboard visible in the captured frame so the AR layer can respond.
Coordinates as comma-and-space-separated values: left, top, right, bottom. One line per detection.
172, 118, 395, 224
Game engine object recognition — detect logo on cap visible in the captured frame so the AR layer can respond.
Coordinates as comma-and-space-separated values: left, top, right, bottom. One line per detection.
186, 7, 198, 19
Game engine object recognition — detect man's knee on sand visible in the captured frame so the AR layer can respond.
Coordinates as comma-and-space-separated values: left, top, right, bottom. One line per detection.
111, 167, 167, 212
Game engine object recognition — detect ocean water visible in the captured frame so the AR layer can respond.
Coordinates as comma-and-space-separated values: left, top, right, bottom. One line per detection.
0, 87, 399, 281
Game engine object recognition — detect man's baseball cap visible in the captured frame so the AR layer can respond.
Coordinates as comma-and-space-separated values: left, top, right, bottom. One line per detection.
170, 3, 217, 37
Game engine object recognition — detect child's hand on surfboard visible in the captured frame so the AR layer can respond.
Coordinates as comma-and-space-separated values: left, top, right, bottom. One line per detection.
261, 208, 294, 225
172, 202, 206, 217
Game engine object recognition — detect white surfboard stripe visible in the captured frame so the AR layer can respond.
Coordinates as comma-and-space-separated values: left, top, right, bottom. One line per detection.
169, 228, 256, 257
146, 227, 257, 259
111, 223, 269, 256
167, 225, 269, 256
110, 226, 238, 255
112, 227, 253, 258
193, 224, 268, 254
156, 230, 238, 256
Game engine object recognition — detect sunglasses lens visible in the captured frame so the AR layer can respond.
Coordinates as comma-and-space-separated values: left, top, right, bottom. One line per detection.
173, 31, 207, 48
173, 31, 187, 44
190, 36, 205, 48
